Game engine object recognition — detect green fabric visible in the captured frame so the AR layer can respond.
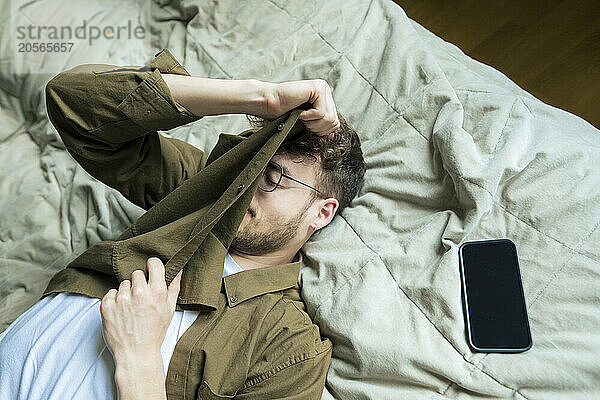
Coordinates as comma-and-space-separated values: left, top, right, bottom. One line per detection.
42, 48, 332, 399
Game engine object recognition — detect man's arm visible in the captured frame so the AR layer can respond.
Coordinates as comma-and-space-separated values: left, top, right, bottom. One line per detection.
162, 73, 342, 136
161, 74, 270, 118
113, 351, 167, 400
44, 49, 271, 210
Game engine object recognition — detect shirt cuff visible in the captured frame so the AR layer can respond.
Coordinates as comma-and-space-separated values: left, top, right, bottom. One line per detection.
117, 48, 202, 133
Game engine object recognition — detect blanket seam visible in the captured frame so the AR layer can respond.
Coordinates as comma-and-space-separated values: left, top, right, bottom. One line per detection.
185, 35, 233, 79
459, 175, 600, 265
455, 88, 534, 116
360, 114, 403, 155
442, 381, 530, 399
486, 98, 518, 165
312, 255, 377, 318
529, 217, 600, 307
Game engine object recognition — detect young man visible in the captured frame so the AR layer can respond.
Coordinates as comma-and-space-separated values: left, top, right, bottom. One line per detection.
0, 49, 365, 399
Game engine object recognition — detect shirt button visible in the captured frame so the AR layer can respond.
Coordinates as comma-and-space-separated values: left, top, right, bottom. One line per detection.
237, 183, 245, 194
230, 296, 237, 303
277, 123, 284, 131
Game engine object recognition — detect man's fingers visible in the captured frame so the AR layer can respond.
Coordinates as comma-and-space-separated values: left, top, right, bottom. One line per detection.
323, 123, 341, 138
147, 257, 166, 289
301, 117, 339, 137
167, 269, 183, 309
116, 279, 131, 303
299, 108, 323, 121
130, 269, 147, 296
101, 288, 117, 309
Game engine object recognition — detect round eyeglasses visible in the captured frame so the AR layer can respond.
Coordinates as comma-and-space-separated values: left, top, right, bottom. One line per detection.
258, 160, 328, 198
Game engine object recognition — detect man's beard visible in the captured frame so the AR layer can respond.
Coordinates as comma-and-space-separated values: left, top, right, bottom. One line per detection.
230, 199, 313, 255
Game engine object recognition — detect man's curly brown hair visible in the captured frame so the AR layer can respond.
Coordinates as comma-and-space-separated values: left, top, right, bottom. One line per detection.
246, 111, 366, 215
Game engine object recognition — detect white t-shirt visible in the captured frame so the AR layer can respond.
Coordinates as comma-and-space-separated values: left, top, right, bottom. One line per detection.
0, 252, 244, 400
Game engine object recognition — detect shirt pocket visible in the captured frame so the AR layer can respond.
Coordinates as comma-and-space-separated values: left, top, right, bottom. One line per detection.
196, 380, 239, 399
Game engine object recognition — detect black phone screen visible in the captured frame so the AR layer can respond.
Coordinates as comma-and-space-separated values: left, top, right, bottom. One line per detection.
459, 239, 532, 352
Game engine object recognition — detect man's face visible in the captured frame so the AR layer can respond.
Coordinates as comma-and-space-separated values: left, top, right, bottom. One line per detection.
230, 153, 320, 256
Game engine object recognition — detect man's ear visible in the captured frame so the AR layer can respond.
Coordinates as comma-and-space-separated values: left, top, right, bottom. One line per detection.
312, 198, 339, 230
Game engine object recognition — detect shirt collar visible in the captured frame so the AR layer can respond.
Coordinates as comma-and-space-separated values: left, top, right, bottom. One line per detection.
223, 252, 302, 307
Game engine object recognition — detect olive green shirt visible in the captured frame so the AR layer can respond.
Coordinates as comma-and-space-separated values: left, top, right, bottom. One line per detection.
42, 48, 332, 399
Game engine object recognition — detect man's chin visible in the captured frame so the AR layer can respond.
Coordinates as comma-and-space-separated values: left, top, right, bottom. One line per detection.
229, 238, 260, 256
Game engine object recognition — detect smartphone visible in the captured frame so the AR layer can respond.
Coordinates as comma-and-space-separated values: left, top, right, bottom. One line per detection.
458, 238, 532, 353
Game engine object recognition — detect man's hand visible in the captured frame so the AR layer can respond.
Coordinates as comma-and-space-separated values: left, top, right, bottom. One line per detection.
264, 79, 341, 139
100, 258, 182, 360
100, 258, 183, 400
100, 257, 183, 399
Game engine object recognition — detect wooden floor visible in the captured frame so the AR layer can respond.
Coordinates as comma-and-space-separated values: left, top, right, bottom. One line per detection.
394, 0, 600, 129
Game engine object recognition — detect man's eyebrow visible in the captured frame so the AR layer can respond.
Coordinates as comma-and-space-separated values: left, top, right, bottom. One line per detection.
271, 157, 295, 178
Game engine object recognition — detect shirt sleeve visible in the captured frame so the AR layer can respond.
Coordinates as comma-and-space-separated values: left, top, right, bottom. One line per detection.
44, 48, 207, 211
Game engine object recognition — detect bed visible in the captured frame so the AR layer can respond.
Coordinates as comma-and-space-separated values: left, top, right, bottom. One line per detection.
1, 0, 599, 398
